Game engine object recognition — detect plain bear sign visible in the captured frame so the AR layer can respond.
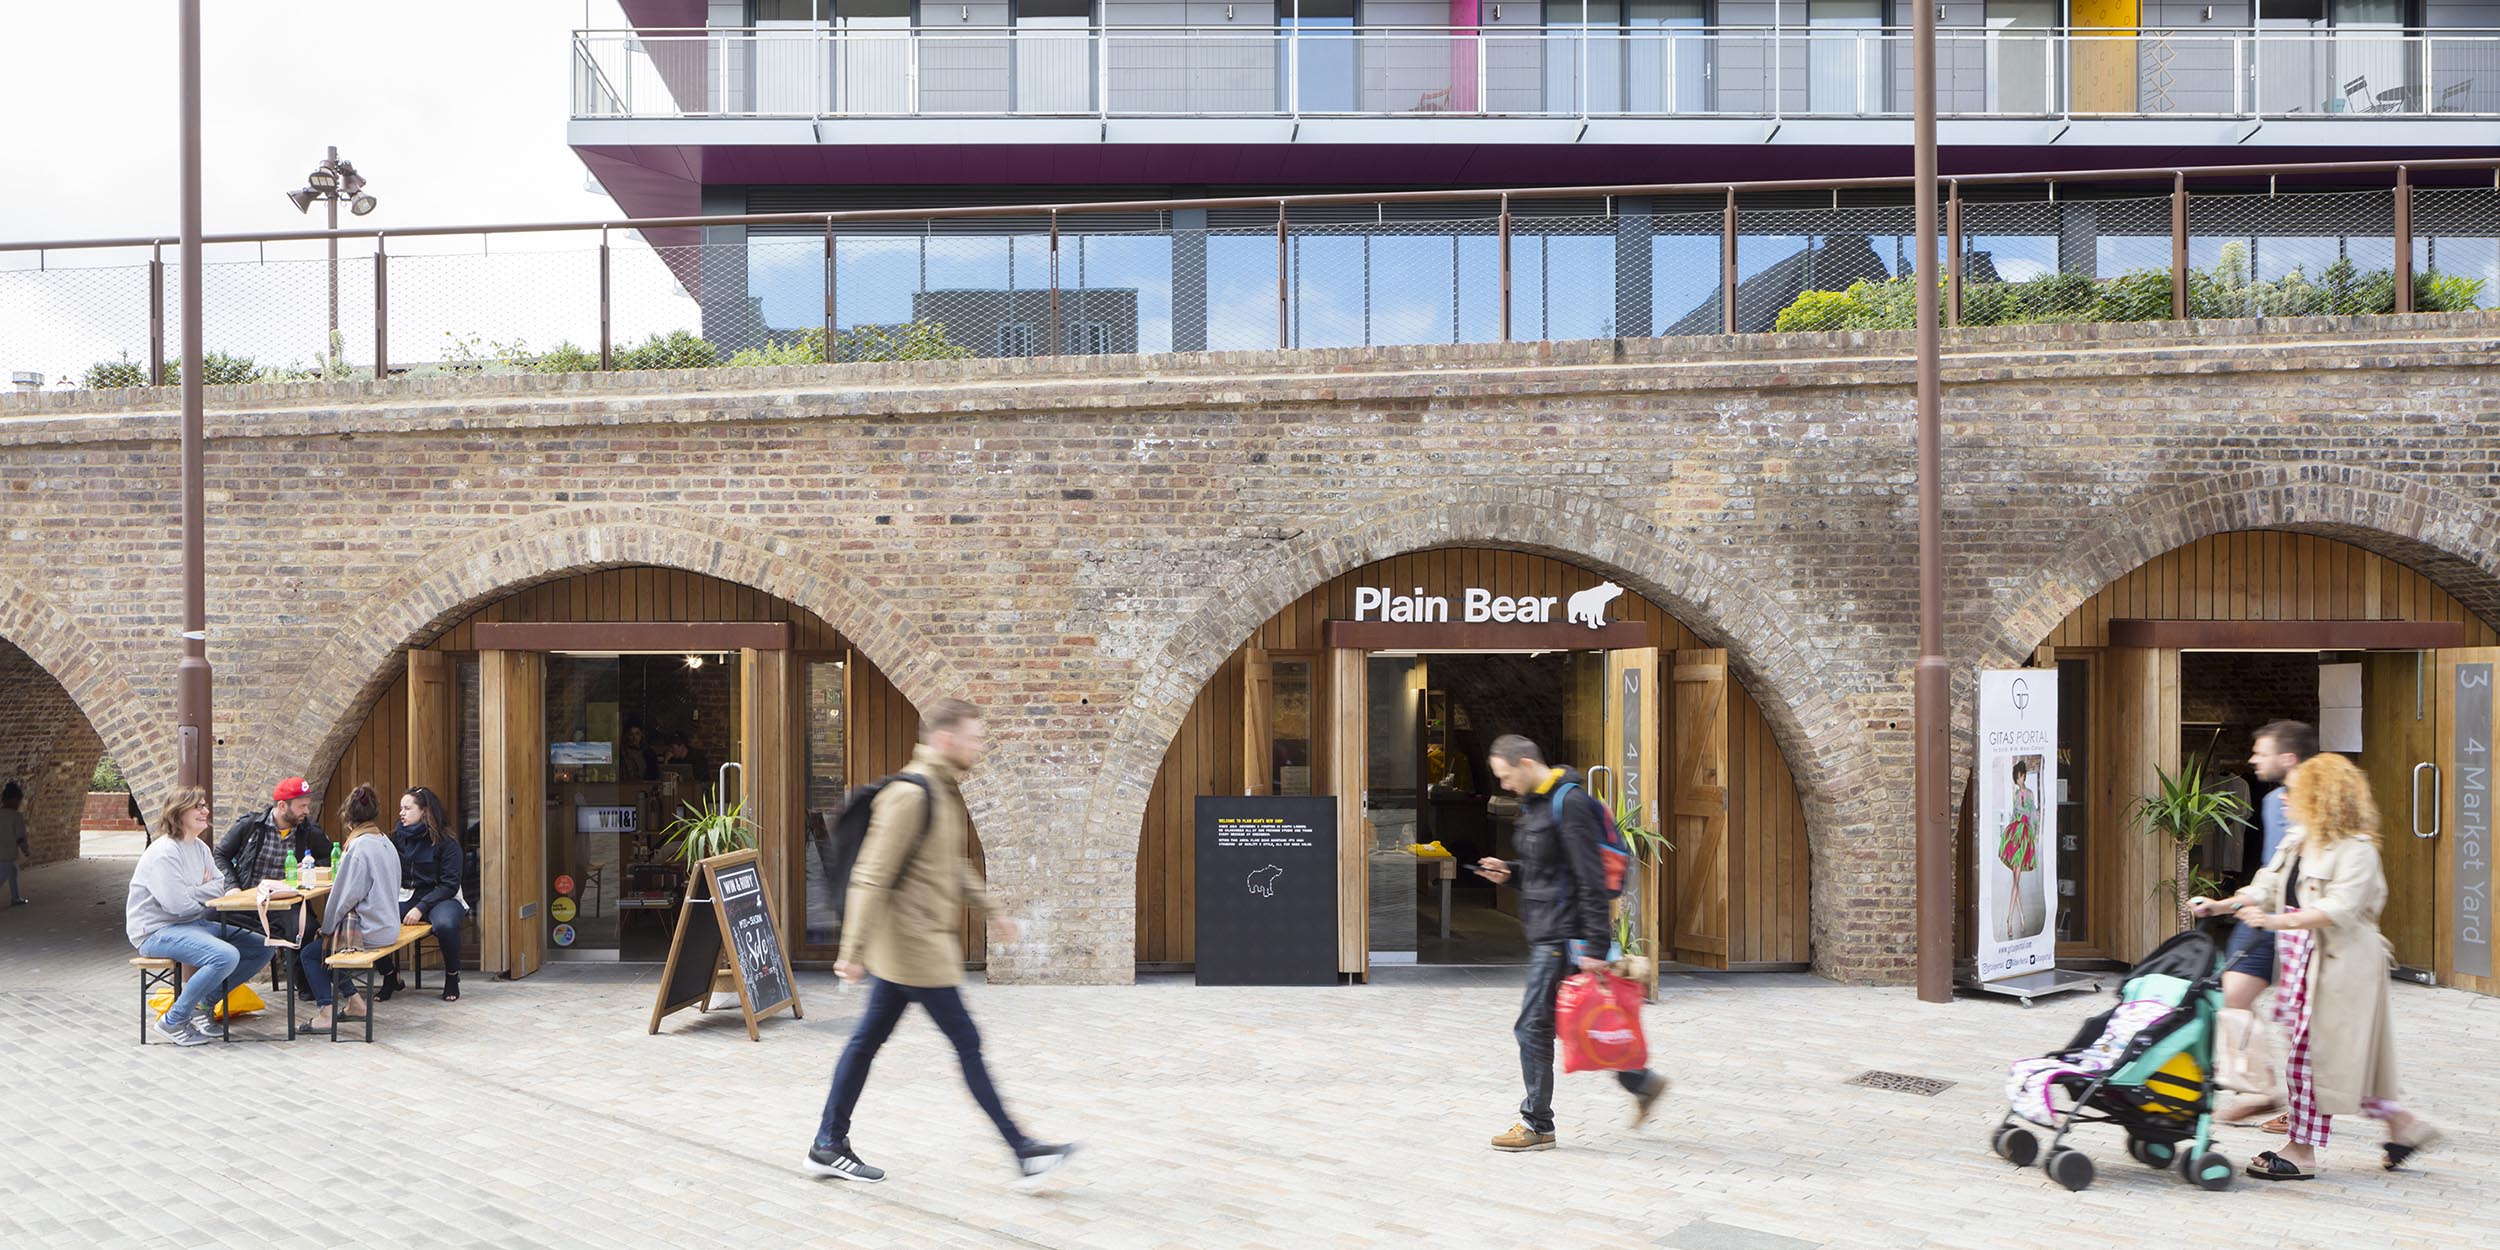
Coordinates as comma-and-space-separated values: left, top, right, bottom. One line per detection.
1352, 582, 1622, 629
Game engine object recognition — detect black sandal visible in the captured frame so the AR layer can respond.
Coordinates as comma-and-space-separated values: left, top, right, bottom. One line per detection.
2246, 1151, 2315, 1181
377, 970, 405, 1001
2384, 1125, 2443, 1171
442, 972, 460, 1002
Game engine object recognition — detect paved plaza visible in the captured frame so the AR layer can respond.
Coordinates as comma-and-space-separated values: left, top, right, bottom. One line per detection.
2, 853, 2492, 1250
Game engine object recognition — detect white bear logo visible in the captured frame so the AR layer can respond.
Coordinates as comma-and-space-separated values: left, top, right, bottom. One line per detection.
1247, 865, 1283, 897
1566, 582, 1624, 629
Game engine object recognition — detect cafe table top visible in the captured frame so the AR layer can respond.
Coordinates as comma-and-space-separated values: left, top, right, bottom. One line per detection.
203, 882, 333, 913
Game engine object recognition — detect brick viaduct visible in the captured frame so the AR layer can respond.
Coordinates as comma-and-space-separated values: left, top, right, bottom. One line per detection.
5, 311, 2497, 984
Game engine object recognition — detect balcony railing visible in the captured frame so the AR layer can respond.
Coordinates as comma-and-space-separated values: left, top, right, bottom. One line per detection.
573, 26, 2500, 121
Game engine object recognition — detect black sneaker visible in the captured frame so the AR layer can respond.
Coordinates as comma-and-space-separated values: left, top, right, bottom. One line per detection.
803, 1143, 885, 1183
1014, 1140, 1078, 1185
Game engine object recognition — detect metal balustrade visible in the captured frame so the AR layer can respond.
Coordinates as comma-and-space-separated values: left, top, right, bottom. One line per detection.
573, 26, 2500, 121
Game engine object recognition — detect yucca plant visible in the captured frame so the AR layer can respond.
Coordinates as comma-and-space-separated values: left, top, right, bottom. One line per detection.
658, 792, 755, 869
2129, 761, 2251, 932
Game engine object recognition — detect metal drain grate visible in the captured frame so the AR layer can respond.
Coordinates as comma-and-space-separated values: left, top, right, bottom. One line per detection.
1846, 1070, 1955, 1097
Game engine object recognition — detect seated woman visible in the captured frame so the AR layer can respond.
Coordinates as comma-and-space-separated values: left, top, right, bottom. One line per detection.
299, 784, 405, 1031
126, 786, 275, 1045
381, 786, 467, 1003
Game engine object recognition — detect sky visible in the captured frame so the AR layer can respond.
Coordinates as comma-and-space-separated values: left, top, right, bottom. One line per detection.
0, 1, 681, 382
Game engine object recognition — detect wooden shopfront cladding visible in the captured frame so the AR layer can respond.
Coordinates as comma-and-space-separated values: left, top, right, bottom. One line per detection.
318, 568, 970, 975
2024, 531, 2500, 970
1136, 548, 1812, 973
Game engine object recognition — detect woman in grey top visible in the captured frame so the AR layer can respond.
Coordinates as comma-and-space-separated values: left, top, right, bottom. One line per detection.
127, 787, 274, 1045
300, 784, 404, 1031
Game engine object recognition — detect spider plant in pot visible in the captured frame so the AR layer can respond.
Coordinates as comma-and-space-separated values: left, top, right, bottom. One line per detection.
1608, 816, 1674, 994
2129, 760, 2251, 934
659, 793, 755, 998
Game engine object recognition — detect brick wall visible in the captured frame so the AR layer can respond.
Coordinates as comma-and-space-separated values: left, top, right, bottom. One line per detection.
0, 640, 107, 866
4, 310, 2498, 983
81, 791, 140, 832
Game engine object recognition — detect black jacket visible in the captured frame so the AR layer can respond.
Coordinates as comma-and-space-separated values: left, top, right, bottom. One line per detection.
216, 808, 331, 890
391, 822, 466, 914
1502, 768, 1612, 953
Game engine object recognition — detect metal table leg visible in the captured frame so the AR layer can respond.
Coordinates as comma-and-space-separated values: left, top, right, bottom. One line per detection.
1438, 877, 1453, 940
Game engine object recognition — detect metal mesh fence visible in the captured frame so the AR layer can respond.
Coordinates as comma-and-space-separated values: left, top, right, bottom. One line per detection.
9, 181, 2495, 389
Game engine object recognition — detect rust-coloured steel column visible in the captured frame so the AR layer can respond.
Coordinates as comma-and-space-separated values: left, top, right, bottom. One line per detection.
1048, 211, 1063, 357
1721, 188, 1738, 336
817, 219, 832, 363
1913, 0, 1950, 1004
1276, 202, 1290, 349
1498, 194, 1513, 342
2394, 166, 2413, 314
149, 247, 166, 387
602, 228, 617, 370
177, 0, 214, 801
372, 240, 388, 379
1945, 181, 1963, 328
2170, 173, 2189, 320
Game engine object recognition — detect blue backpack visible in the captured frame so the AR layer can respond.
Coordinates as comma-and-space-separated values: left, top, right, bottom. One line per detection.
1551, 781, 1632, 900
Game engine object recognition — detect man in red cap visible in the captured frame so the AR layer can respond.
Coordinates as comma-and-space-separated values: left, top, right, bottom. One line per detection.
216, 776, 331, 894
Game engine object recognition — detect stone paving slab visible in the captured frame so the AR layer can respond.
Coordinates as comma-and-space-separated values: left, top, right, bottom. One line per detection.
1, 856, 2493, 1250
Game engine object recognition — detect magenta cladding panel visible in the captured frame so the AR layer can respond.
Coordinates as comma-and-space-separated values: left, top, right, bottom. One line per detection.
618, 0, 707, 31
573, 140, 2453, 224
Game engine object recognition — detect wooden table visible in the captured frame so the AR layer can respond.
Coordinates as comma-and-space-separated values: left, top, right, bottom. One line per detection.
202, 882, 330, 1042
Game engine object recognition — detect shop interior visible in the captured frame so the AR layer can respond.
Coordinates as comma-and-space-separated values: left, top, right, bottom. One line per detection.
543, 651, 744, 962
1363, 650, 1611, 967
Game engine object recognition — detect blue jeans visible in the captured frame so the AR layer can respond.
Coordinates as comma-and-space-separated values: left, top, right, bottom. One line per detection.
1, 859, 20, 903
813, 976, 1026, 1151
137, 921, 274, 1022
298, 931, 351, 1007
380, 899, 467, 980
1516, 942, 1655, 1134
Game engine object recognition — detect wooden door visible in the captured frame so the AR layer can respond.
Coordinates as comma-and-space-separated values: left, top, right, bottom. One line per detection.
741, 647, 800, 954
1668, 649, 1730, 969
2433, 649, 2500, 997
406, 648, 459, 837
481, 649, 547, 978
2099, 647, 2179, 963
1243, 646, 1274, 796
2363, 651, 2440, 975
1606, 647, 1661, 986
1326, 647, 1368, 977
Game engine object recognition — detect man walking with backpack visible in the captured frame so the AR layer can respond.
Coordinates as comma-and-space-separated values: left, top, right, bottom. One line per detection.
805, 698, 1076, 1186
1472, 734, 1668, 1152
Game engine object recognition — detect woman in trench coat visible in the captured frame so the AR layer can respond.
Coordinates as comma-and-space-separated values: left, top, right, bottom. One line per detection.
2190, 752, 2441, 1180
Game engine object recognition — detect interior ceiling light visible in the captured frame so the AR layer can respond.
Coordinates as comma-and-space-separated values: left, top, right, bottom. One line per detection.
683, 654, 705, 669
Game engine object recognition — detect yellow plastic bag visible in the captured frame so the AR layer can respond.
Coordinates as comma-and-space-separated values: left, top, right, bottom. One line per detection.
147, 981, 268, 1021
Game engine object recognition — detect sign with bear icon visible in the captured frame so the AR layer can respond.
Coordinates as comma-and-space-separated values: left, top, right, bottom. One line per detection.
1195, 796, 1338, 986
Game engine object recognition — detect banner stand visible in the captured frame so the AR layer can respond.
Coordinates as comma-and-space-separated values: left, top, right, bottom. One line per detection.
1959, 669, 2102, 1007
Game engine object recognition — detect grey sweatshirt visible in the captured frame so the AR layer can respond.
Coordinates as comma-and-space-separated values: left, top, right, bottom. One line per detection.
322, 829, 404, 949
125, 835, 228, 945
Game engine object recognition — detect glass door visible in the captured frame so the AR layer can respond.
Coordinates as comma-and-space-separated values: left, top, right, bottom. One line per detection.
1627, 0, 1708, 113
1285, 0, 1358, 112
1806, 0, 1882, 114
1985, 0, 2056, 114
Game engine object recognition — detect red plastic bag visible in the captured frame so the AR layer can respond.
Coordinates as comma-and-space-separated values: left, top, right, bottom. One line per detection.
1556, 970, 1648, 1073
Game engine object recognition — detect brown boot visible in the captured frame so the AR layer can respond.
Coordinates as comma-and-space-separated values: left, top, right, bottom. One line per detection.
1628, 1073, 1673, 1129
1491, 1122, 1557, 1152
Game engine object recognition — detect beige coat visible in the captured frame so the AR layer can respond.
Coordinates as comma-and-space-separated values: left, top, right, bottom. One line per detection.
2240, 831, 2402, 1115
836, 746, 990, 988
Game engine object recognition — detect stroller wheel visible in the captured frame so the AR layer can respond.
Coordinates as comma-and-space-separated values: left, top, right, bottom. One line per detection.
2127, 1138, 2177, 1170
1993, 1125, 2039, 1167
2184, 1149, 2236, 1191
2045, 1146, 2095, 1192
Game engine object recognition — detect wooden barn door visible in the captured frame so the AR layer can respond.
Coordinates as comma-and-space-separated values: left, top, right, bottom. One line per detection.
1668, 649, 1731, 969
481, 649, 547, 979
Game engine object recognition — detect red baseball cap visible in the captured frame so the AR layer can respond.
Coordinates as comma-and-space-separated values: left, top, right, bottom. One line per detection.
272, 777, 311, 803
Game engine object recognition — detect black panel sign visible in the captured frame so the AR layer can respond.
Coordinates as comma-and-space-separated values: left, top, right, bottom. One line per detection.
715, 861, 794, 1017
1195, 796, 1339, 986
650, 849, 803, 1041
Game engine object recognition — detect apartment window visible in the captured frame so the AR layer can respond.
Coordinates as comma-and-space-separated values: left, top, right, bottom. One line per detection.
996, 323, 1040, 356
1067, 321, 1113, 355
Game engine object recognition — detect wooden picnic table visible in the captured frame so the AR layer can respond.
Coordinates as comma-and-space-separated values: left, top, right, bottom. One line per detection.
202, 881, 330, 1042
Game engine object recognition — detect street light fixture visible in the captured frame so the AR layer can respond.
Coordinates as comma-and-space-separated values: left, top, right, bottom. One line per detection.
289, 146, 379, 367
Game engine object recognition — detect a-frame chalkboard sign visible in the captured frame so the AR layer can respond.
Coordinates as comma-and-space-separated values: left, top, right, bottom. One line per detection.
648, 849, 803, 1041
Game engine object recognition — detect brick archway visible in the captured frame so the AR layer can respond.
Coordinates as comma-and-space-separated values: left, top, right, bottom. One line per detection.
1986, 463, 2500, 663
0, 582, 154, 865
269, 506, 970, 807
1073, 483, 1882, 981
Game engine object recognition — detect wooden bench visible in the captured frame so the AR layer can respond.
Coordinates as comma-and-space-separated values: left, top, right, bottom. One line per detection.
130, 956, 187, 1045
319, 923, 436, 1043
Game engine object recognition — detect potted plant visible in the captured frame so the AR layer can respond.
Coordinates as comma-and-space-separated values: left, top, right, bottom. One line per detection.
2128, 760, 2251, 933
1610, 817, 1674, 995
658, 793, 754, 1001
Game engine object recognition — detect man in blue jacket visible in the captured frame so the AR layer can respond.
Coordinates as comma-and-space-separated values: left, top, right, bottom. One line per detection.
1473, 734, 1669, 1151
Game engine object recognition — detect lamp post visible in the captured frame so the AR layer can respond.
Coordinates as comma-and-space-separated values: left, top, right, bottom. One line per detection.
288, 147, 379, 368
177, 0, 211, 798
1912, 0, 1951, 1002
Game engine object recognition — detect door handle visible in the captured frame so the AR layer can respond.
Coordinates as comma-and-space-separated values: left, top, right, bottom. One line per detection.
2412, 762, 2440, 839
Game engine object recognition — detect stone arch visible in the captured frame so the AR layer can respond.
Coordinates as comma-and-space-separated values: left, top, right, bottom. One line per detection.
0, 579, 159, 864
1987, 463, 2500, 662
265, 506, 970, 805
1081, 483, 1881, 979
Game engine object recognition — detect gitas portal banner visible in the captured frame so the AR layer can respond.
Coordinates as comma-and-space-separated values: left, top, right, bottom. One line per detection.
1976, 670, 2059, 983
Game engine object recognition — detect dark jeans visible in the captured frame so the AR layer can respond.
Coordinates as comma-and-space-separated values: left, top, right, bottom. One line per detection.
813, 976, 1026, 1152
1516, 942, 1654, 1134
379, 899, 467, 980
298, 931, 343, 1007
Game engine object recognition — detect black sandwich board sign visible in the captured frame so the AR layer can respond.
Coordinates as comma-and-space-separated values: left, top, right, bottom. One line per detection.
1194, 796, 1339, 986
649, 849, 802, 1040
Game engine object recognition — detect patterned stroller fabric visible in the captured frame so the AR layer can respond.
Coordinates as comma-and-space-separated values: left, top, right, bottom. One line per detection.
1998, 787, 2040, 872
2005, 996, 2175, 1126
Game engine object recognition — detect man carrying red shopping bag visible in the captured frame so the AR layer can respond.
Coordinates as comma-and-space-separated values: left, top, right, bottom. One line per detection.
1473, 734, 1669, 1152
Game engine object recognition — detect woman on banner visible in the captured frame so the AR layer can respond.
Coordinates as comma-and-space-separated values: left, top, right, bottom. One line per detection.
2190, 753, 2442, 1179
1997, 758, 2041, 942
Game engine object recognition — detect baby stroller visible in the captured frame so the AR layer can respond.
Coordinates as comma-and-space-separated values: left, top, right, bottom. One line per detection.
1991, 930, 2234, 1192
